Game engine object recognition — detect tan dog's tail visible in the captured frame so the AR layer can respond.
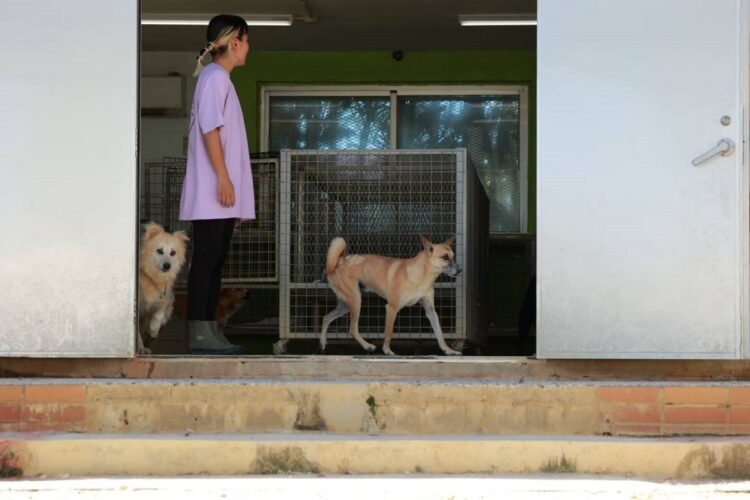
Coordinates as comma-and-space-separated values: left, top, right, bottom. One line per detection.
326, 237, 347, 276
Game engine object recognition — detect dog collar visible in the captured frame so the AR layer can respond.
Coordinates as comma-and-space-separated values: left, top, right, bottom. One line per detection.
140, 270, 167, 299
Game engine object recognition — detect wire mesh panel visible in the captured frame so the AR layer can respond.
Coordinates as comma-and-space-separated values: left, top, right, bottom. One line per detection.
224, 158, 278, 283
141, 156, 278, 285
279, 149, 489, 347
142, 157, 190, 234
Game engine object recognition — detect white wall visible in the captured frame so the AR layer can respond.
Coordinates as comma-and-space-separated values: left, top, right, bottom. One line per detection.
0, 0, 138, 356
140, 51, 197, 161
140, 51, 198, 220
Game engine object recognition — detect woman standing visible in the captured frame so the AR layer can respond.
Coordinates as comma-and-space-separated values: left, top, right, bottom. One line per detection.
180, 15, 255, 354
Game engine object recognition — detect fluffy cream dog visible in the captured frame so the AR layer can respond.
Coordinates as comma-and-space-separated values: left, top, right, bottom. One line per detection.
321, 236, 462, 356
138, 223, 188, 354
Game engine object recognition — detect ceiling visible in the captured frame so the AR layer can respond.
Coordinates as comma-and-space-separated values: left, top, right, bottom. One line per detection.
141, 0, 537, 51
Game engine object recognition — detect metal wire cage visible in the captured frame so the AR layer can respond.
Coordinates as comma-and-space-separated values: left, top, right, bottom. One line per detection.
279, 149, 489, 349
142, 157, 189, 234
141, 156, 279, 285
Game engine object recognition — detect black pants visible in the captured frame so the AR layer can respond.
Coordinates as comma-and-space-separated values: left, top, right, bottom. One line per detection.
187, 218, 235, 321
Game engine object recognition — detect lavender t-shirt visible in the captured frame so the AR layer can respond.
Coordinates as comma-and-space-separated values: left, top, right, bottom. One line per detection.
179, 63, 255, 221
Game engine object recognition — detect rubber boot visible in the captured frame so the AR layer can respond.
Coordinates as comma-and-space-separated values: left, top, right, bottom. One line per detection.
187, 320, 242, 355
211, 321, 243, 351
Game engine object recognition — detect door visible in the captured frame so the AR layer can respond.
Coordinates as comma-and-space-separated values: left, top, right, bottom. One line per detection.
0, 0, 138, 356
537, 0, 749, 358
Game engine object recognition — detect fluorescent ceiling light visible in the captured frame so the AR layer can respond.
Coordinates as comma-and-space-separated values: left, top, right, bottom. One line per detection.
458, 14, 536, 26
142, 14, 293, 27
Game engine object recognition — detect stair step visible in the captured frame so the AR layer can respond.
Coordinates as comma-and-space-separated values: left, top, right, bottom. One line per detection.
3, 356, 750, 382
3, 433, 750, 480
3, 378, 750, 436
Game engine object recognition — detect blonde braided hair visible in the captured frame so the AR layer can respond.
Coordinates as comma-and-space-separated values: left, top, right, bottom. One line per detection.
192, 26, 245, 77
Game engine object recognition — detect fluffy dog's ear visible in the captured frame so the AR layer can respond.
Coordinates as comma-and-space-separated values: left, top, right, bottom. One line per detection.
173, 230, 190, 243
443, 236, 456, 247
143, 222, 163, 241
420, 235, 433, 253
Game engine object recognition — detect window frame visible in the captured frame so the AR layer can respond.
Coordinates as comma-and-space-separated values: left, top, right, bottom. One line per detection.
260, 85, 529, 233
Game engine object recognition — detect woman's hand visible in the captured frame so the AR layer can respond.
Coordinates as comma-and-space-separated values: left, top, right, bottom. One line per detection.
217, 173, 235, 207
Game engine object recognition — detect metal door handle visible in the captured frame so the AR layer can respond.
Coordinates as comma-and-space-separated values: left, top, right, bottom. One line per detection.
692, 138, 736, 166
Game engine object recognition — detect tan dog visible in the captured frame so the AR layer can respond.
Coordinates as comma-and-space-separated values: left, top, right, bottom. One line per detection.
138, 223, 188, 354
321, 236, 462, 356
215, 287, 250, 334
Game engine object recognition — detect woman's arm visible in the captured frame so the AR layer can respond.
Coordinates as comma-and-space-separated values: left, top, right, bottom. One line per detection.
203, 128, 235, 208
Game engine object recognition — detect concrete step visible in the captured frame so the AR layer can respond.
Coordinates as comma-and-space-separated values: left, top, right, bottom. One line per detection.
2, 378, 750, 436
4, 356, 750, 381
3, 433, 750, 480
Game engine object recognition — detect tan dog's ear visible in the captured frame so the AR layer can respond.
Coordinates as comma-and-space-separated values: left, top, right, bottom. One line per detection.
419, 235, 433, 253
143, 222, 163, 241
443, 236, 456, 247
173, 230, 190, 243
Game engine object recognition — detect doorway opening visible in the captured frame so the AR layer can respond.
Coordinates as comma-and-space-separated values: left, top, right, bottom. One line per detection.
138, 1, 537, 357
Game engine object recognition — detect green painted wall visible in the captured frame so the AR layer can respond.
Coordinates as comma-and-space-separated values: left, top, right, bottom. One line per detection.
232, 50, 537, 233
